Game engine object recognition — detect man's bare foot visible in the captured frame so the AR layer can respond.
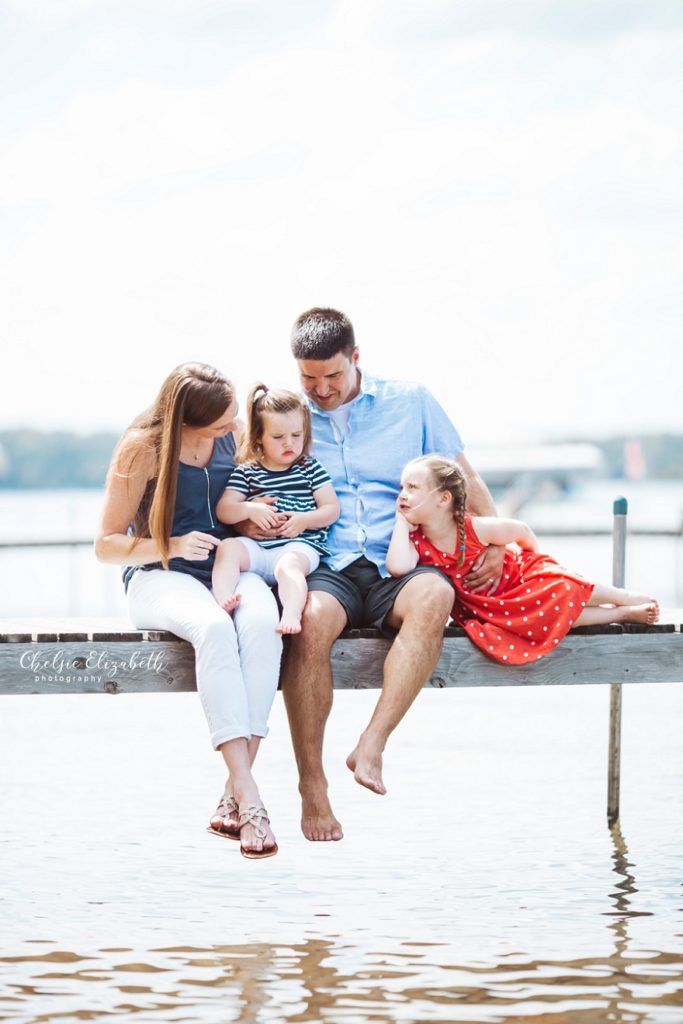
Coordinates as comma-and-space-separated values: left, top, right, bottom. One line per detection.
300, 788, 343, 841
276, 609, 302, 635
619, 601, 659, 625
217, 593, 241, 615
346, 741, 387, 796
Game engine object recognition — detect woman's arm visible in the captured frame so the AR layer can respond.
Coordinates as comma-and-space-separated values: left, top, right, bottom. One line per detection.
278, 482, 340, 539
386, 512, 420, 577
470, 516, 539, 552
94, 436, 218, 566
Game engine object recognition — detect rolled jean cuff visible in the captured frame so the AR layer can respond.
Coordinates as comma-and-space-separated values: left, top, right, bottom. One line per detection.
211, 727, 252, 750
249, 722, 269, 740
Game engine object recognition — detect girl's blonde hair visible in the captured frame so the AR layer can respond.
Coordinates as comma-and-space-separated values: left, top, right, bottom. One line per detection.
122, 362, 235, 568
238, 383, 312, 465
407, 454, 468, 566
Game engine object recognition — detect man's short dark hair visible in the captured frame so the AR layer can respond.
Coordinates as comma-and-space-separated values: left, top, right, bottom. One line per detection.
290, 308, 356, 360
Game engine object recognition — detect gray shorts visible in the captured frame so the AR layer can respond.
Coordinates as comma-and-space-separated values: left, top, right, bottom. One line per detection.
306, 556, 447, 636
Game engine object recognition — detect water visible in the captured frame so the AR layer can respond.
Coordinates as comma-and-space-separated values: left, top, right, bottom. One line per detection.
1, 688, 682, 1022
1, 485, 682, 1021
1, 480, 682, 618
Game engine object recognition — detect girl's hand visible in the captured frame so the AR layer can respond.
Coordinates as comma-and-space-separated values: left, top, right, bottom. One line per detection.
395, 508, 418, 533
277, 511, 308, 539
246, 502, 282, 530
171, 531, 219, 561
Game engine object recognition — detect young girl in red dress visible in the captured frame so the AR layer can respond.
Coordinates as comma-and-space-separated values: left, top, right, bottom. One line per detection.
386, 455, 659, 664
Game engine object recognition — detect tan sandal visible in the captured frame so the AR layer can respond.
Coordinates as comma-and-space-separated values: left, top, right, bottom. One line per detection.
238, 804, 278, 860
206, 792, 240, 841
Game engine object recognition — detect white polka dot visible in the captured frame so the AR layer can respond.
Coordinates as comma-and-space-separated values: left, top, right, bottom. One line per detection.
507, 621, 512, 626
543, 626, 548, 631
581, 601, 586, 607
456, 574, 461, 579
503, 655, 508, 660
505, 574, 510, 579
536, 600, 541, 605
489, 646, 494, 651
521, 606, 525, 611
554, 639, 559, 644
480, 632, 485, 638
524, 652, 529, 657
528, 631, 532, 635
552, 592, 556, 598
537, 654, 542, 659
523, 617, 528, 622
526, 589, 531, 593
509, 644, 515, 650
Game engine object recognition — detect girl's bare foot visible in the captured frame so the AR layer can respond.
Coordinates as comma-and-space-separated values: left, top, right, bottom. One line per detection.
276, 609, 302, 634
618, 602, 659, 625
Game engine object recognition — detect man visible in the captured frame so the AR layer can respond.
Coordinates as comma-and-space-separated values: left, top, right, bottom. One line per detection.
265, 308, 503, 841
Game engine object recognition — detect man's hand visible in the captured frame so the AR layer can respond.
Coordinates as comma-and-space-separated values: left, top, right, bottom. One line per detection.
464, 544, 505, 595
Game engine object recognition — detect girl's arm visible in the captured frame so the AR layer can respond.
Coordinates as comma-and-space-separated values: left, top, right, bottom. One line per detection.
216, 488, 282, 530
94, 436, 218, 565
386, 512, 420, 577
469, 516, 539, 552
278, 483, 340, 539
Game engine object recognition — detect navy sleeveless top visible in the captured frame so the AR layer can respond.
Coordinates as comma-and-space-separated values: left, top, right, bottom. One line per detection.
123, 431, 237, 591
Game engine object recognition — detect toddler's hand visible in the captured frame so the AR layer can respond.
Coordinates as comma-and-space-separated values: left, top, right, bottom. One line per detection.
246, 502, 282, 530
277, 511, 308, 539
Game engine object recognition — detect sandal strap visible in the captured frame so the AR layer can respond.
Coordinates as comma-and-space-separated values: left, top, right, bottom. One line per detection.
238, 804, 270, 840
214, 792, 238, 818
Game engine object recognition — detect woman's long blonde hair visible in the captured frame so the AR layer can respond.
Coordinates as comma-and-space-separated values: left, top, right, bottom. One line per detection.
237, 382, 312, 465
122, 362, 234, 567
408, 455, 468, 566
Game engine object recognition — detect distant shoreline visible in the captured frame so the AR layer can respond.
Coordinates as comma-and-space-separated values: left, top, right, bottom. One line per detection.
1, 429, 682, 488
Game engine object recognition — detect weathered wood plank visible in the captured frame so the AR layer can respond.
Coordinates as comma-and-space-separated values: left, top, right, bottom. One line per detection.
1, 632, 682, 695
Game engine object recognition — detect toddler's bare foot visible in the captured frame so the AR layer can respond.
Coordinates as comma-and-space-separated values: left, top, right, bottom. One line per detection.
217, 593, 241, 615
276, 609, 302, 635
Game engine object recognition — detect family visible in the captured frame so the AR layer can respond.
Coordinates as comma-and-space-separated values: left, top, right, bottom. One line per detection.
95, 308, 659, 860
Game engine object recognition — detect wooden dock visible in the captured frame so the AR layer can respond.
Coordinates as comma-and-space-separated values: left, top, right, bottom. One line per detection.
1, 614, 681, 696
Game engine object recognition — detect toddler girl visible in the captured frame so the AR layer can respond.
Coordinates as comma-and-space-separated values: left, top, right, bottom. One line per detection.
386, 455, 659, 664
213, 383, 339, 634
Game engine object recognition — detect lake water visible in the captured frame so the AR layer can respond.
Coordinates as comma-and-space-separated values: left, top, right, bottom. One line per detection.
1, 485, 682, 1022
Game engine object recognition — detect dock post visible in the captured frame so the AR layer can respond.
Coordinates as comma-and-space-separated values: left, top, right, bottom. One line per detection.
607, 497, 628, 826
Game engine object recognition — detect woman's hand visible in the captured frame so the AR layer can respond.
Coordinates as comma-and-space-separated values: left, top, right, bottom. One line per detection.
464, 544, 505, 594
171, 531, 219, 561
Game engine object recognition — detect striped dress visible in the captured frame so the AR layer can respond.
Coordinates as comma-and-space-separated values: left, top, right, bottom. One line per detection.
226, 456, 332, 555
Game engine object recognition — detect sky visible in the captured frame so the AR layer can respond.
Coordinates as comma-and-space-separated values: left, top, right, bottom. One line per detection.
1, 0, 682, 445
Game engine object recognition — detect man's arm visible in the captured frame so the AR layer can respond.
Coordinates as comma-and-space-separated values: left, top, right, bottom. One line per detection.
455, 453, 505, 594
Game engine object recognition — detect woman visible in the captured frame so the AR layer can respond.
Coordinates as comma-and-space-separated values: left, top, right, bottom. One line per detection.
95, 362, 282, 858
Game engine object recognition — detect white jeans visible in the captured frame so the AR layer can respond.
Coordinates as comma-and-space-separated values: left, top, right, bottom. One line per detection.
127, 569, 282, 749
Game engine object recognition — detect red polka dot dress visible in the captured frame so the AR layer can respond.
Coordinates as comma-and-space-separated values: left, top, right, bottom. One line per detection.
410, 516, 595, 664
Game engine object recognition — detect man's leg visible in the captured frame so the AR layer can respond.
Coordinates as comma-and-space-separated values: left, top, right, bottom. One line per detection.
346, 573, 454, 795
280, 590, 348, 841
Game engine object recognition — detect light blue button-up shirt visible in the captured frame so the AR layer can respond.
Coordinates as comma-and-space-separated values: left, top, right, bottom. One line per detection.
308, 370, 464, 576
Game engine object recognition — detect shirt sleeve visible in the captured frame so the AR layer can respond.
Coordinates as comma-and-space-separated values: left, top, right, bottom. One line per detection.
306, 457, 332, 492
225, 465, 250, 495
420, 386, 464, 457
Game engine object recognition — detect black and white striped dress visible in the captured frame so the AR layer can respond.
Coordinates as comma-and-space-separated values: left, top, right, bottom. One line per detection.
226, 456, 332, 555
